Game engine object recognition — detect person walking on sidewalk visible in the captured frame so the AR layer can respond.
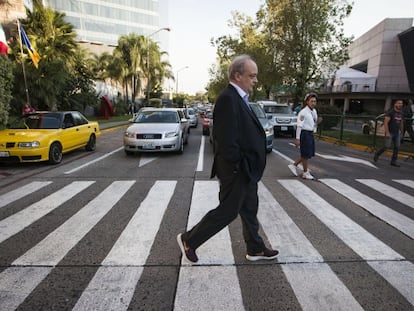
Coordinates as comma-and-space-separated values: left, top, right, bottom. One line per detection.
177, 55, 278, 264
288, 93, 320, 180
374, 99, 404, 167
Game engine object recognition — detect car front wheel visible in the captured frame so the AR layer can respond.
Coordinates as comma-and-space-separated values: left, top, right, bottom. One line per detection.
85, 134, 96, 151
48, 142, 63, 164
177, 137, 184, 154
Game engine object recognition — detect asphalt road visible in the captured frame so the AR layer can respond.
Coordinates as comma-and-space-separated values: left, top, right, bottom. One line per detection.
0, 123, 413, 310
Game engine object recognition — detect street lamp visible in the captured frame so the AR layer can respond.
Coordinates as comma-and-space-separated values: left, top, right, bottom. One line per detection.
175, 66, 189, 95
146, 27, 170, 104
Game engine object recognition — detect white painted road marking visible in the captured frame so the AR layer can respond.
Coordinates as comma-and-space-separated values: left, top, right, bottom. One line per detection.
74, 181, 176, 311
321, 179, 414, 239
0, 181, 52, 209
0, 181, 95, 244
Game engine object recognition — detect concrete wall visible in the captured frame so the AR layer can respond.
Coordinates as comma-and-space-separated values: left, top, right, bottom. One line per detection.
347, 18, 413, 92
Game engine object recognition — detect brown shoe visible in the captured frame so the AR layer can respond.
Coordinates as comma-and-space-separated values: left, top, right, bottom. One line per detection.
177, 233, 198, 263
246, 247, 279, 261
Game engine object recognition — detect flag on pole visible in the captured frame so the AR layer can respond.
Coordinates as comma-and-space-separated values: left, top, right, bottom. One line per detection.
0, 24, 8, 55
20, 24, 40, 68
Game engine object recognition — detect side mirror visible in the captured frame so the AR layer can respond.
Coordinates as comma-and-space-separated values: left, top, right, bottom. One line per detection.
181, 118, 188, 123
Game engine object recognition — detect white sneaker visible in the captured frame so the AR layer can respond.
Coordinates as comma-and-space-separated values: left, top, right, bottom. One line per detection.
288, 164, 298, 176
302, 171, 314, 180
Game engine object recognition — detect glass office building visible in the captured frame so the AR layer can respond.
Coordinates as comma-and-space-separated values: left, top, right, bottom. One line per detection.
46, 0, 167, 46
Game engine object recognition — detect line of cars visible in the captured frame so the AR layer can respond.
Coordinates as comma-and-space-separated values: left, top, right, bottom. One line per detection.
0, 101, 295, 165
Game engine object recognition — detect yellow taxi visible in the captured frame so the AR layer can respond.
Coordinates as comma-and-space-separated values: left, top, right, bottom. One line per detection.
0, 111, 100, 164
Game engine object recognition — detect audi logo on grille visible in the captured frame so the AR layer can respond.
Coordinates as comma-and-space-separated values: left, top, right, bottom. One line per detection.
143, 134, 154, 139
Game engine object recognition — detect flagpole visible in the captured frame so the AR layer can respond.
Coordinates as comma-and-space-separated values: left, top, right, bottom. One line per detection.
17, 19, 31, 106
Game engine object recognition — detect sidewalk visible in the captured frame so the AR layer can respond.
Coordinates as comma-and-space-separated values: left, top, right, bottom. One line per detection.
99, 121, 129, 130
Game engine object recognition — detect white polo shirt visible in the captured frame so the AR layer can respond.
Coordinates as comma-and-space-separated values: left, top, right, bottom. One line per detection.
296, 106, 318, 139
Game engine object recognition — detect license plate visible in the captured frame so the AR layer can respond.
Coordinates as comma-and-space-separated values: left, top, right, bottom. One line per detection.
281, 126, 288, 131
0, 151, 10, 157
142, 143, 155, 150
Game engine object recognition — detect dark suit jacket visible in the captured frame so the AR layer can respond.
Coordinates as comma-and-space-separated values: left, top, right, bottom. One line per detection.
211, 84, 266, 182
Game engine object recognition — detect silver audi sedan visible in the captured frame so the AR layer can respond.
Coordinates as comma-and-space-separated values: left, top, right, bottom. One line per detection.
124, 107, 189, 155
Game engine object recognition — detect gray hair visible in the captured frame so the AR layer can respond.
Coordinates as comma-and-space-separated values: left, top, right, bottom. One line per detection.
228, 54, 254, 80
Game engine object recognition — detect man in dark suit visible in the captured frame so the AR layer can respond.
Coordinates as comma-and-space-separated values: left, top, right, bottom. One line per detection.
177, 55, 279, 263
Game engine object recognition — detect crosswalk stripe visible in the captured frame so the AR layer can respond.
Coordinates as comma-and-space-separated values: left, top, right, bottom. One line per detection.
175, 181, 244, 310
0, 181, 135, 310
282, 263, 364, 311
0, 177, 413, 309
73, 266, 143, 311
257, 182, 322, 263
0, 267, 52, 311
73, 181, 176, 311
13, 180, 135, 266
0, 181, 95, 244
320, 179, 414, 239
184, 180, 234, 265
356, 179, 414, 208
175, 266, 245, 311
73, 181, 177, 311
280, 179, 403, 261
393, 179, 414, 189
0, 181, 52, 209
258, 182, 363, 310
102, 180, 177, 266
279, 179, 414, 306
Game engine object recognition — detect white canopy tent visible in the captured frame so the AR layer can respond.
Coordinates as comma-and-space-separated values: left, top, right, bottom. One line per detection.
333, 67, 377, 92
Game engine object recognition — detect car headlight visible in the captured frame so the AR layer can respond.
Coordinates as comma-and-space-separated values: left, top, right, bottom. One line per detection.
18, 141, 40, 148
165, 131, 178, 138
124, 131, 136, 138
265, 127, 274, 135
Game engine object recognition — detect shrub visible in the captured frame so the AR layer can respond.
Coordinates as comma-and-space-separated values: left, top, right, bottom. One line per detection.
318, 104, 341, 130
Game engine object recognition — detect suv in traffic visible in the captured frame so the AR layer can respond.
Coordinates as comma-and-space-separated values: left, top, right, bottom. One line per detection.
258, 100, 297, 137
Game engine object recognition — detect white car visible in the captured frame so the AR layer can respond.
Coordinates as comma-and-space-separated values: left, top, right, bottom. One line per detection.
258, 100, 297, 137
186, 107, 198, 127
124, 108, 189, 154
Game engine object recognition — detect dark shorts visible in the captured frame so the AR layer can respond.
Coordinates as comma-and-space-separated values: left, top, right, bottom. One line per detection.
300, 130, 315, 159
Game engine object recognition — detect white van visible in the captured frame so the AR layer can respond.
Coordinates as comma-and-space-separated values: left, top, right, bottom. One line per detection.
257, 100, 297, 137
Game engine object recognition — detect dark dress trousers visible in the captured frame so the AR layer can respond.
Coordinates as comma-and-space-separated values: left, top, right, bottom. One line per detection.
183, 84, 267, 254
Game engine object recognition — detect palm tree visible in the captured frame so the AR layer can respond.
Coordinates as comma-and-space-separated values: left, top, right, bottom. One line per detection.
115, 33, 146, 105
8, 3, 93, 111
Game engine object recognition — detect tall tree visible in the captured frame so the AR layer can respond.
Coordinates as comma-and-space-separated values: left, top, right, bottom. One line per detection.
209, 0, 353, 103
8, 3, 96, 111
259, 0, 353, 103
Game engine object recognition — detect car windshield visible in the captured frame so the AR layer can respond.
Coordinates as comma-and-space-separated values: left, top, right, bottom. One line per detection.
263, 106, 291, 114
8, 113, 61, 129
250, 104, 266, 118
135, 111, 179, 123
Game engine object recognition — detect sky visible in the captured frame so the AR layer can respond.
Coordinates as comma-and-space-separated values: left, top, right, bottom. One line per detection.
166, 0, 414, 96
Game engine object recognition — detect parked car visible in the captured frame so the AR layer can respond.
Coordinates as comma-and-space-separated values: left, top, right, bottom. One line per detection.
258, 100, 297, 137
186, 107, 198, 128
0, 111, 100, 164
124, 107, 189, 154
249, 102, 274, 153
202, 111, 213, 136
362, 114, 412, 141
